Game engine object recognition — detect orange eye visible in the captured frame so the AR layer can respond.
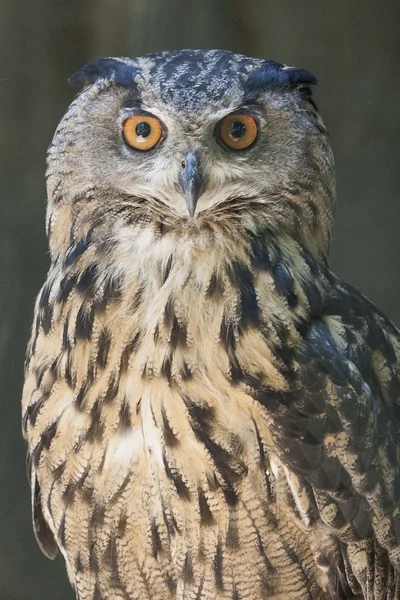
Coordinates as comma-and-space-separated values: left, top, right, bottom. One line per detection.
219, 115, 258, 150
123, 116, 163, 151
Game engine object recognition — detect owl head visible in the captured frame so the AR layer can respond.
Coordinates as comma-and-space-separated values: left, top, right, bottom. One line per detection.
46, 50, 335, 257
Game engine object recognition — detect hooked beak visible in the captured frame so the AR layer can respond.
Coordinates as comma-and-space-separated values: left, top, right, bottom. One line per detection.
179, 151, 203, 217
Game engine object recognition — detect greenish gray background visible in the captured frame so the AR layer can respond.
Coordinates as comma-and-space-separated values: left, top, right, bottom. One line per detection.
1, 1, 399, 598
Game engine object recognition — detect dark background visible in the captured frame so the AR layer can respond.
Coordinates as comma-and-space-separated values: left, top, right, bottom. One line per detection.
1, 1, 399, 598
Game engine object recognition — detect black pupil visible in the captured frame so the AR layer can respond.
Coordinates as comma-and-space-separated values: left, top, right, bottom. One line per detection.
228, 120, 246, 140
135, 121, 152, 138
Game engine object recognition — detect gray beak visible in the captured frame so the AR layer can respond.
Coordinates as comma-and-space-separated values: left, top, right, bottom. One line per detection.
179, 151, 202, 217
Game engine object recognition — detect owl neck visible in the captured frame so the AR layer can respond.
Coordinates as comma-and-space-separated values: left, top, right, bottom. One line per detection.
53, 213, 328, 383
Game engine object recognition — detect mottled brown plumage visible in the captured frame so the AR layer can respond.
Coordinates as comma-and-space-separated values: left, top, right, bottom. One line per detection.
22, 50, 400, 599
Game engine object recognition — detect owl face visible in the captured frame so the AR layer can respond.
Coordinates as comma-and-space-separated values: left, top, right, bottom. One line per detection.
47, 50, 335, 254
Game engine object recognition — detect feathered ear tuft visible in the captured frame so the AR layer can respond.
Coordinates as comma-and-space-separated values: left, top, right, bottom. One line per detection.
283, 67, 318, 87
246, 62, 318, 93
68, 57, 138, 88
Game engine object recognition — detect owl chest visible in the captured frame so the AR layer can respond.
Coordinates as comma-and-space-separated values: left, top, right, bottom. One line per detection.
28, 250, 330, 599
86, 251, 290, 479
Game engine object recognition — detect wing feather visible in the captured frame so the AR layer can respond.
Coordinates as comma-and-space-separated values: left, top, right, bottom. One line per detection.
263, 276, 400, 595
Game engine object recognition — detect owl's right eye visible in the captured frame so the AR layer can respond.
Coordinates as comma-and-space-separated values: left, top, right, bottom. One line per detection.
123, 116, 163, 151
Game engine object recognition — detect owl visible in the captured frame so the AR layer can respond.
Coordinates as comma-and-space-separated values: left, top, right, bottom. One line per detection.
22, 49, 400, 600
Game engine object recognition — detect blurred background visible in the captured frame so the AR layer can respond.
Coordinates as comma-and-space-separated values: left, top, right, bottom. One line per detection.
1, 1, 399, 598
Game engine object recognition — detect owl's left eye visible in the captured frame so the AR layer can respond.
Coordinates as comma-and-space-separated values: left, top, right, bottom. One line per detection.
123, 116, 163, 151
218, 115, 258, 150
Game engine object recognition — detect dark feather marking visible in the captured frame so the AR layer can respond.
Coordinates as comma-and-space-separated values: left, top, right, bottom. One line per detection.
304, 321, 357, 388
104, 536, 118, 575
226, 512, 239, 548
27, 397, 46, 427
117, 514, 128, 537
184, 397, 215, 435
303, 197, 320, 230
118, 398, 131, 431
170, 316, 187, 349
182, 551, 194, 583
194, 579, 204, 600
75, 553, 83, 572
62, 318, 70, 350
95, 330, 110, 370
120, 333, 140, 372
38, 282, 54, 333
58, 511, 66, 546
151, 520, 162, 558
162, 452, 191, 500
31, 436, 47, 467
130, 286, 143, 312
242, 371, 264, 390
161, 504, 177, 539
103, 373, 119, 403
91, 504, 106, 528
166, 574, 177, 594
161, 255, 173, 284
62, 482, 76, 506
75, 304, 95, 341
185, 399, 245, 487
223, 485, 239, 506
57, 273, 78, 303
180, 361, 193, 381
164, 296, 175, 329
214, 539, 224, 590
248, 230, 272, 271
162, 408, 179, 447
254, 526, 275, 573
42, 421, 58, 450
156, 220, 166, 236
76, 265, 99, 297
229, 356, 243, 383
75, 381, 91, 410
39, 282, 51, 309
226, 260, 253, 289
233, 585, 241, 600
65, 352, 76, 388
226, 260, 261, 329
270, 254, 298, 308
239, 281, 261, 327
220, 317, 242, 379
65, 238, 90, 267
206, 273, 224, 298
89, 544, 98, 572
198, 489, 214, 525
198, 431, 244, 485
110, 472, 131, 505
161, 354, 173, 384
40, 304, 53, 334
303, 279, 323, 315
86, 406, 104, 444
53, 461, 66, 480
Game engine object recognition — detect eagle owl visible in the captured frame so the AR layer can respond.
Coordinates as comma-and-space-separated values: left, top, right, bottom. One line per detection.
22, 50, 400, 599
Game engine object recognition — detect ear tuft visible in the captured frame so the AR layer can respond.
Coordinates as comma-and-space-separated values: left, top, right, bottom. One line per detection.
246, 62, 318, 93
68, 58, 138, 88
283, 67, 318, 87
